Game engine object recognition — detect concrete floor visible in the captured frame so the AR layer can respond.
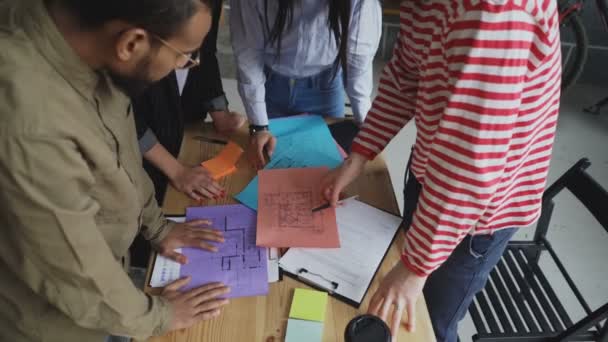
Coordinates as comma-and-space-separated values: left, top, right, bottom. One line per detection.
216, 13, 608, 340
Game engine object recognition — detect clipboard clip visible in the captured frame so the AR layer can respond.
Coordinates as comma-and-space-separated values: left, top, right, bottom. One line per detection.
297, 268, 339, 294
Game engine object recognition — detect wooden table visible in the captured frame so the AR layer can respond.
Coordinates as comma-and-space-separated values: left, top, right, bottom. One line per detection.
142, 122, 436, 342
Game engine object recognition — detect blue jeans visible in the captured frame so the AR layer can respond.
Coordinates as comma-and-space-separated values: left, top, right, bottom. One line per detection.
264, 66, 345, 119
105, 336, 130, 342
402, 171, 517, 342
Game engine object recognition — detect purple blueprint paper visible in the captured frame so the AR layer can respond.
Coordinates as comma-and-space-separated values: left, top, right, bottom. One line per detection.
182, 205, 268, 298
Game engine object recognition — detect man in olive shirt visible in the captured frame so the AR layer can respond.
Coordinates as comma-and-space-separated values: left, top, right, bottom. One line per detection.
0, 0, 232, 341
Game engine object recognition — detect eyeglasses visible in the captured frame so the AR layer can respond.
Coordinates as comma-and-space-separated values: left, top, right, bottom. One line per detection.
151, 34, 200, 70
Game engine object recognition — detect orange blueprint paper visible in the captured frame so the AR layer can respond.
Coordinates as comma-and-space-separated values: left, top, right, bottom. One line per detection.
257, 167, 340, 248
201, 141, 243, 180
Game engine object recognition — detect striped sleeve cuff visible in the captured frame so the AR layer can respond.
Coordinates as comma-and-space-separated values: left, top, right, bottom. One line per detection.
400, 252, 429, 277
351, 141, 379, 160
138, 128, 158, 153
203, 94, 229, 113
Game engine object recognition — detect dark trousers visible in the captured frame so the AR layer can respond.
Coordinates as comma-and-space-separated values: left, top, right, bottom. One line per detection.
402, 169, 517, 342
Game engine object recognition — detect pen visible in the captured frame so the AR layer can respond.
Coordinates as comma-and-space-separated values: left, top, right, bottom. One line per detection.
193, 136, 228, 145
312, 195, 359, 212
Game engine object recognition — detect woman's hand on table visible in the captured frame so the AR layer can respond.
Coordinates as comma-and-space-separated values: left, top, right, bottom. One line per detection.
248, 131, 277, 169
320, 152, 368, 206
368, 262, 428, 339
156, 220, 225, 264
169, 164, 225, 201
210, 110, 246, 135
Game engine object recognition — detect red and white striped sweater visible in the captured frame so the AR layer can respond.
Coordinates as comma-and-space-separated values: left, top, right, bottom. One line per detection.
351, 0, 561, 276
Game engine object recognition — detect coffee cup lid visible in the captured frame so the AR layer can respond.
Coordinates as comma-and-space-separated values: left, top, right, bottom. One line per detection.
345, 315, 391, 342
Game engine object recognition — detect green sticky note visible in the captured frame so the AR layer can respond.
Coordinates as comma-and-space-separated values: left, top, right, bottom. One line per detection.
289, 288, 328, 322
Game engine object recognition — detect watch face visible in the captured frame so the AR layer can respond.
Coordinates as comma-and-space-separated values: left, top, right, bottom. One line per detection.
249, 125, 269, 135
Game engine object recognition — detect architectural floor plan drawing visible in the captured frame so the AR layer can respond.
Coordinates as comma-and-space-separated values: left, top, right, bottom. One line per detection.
257, 168, 340, 248
178, 205, 269, 298
203, 215, 265, 287
263, 190, 317, 229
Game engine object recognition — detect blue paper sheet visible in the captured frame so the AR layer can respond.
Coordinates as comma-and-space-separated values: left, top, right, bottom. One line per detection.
270, 115, 322, 136
235, 115, 343, 210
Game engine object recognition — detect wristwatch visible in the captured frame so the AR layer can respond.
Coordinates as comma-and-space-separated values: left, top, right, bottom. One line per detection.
249, 124, 269, 135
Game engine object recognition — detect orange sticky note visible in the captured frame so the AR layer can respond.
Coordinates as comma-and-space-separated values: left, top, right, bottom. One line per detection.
201, 141, 243, 180
257, 167, 340, 248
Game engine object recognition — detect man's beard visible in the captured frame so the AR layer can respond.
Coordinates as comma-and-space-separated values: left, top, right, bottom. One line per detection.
108, 57, 154, 98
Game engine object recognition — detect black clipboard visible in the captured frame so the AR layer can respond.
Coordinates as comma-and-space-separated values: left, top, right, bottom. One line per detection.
278, 200, 403, 309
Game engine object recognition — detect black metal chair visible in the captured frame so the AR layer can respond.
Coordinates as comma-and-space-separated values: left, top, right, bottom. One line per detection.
468, 158, 608, 341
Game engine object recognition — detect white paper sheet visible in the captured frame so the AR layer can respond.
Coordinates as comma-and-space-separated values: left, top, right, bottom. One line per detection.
279, 200, 401, 305
267, 248, 280, 283
165, 216, 186, 224
149, 251, 182, 287
149, 217, 185, 287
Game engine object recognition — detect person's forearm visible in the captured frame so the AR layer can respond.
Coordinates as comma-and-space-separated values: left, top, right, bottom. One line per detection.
143, 143, 184, 182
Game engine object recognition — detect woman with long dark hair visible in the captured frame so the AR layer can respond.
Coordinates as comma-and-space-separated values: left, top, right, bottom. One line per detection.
230, 0, 382, 168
